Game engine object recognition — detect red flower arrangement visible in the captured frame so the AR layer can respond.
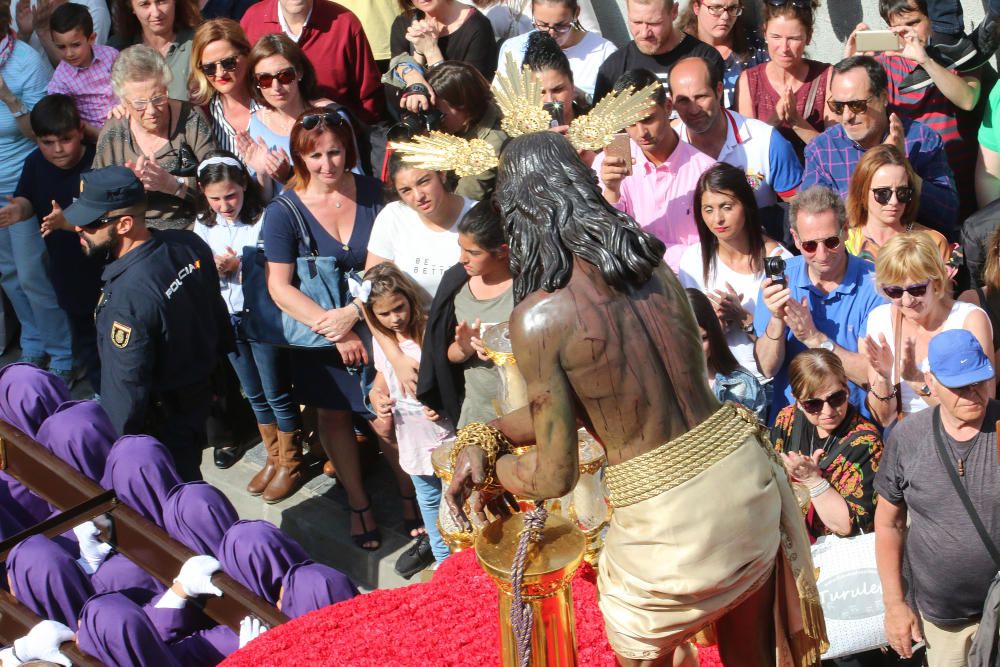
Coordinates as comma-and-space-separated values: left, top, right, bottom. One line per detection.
221, 549, 722, 667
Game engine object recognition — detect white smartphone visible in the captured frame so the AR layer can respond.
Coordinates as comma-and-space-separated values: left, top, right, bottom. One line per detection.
855, 30, 901, 52
605, 133, 632, 176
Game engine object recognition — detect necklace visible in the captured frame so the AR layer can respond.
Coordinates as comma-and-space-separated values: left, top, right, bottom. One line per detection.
806, 423, 837, 459
945, 430, 980, 477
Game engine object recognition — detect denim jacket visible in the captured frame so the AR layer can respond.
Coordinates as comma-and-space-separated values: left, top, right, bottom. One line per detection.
713, 367, 768, 423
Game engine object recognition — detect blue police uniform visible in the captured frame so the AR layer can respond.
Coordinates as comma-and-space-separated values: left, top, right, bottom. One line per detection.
66, 166, 232, 481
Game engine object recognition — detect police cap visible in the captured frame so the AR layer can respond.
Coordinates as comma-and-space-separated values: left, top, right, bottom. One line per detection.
64, 166, 145, 228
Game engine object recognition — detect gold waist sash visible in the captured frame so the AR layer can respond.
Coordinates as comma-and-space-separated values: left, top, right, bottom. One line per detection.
605, 402, 762, 508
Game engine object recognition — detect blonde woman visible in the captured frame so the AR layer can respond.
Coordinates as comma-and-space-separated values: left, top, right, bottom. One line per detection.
188, 18, 253, 157
865, 233, 993, 428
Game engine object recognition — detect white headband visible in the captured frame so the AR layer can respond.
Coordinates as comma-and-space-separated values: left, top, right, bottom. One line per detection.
197, 156, 243, 177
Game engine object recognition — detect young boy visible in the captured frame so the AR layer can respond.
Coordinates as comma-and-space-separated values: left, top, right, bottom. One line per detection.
45, 3, 118, 142
0, 95, 103, 390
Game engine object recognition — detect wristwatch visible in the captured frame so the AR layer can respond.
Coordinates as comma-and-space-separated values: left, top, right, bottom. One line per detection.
917, 383, 931, 397
817, 338, 835, 352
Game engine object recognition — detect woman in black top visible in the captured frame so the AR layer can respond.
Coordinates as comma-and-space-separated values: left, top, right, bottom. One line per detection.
391, 0, 499, 81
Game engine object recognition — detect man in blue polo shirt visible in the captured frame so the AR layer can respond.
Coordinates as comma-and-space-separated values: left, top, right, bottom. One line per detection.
754, 186, 885, 422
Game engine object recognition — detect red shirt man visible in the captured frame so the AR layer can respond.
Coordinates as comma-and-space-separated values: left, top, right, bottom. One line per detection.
241, 0, 383, 123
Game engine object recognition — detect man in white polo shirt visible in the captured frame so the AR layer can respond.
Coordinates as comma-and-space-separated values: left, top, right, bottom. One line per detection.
670, 56, 802, 240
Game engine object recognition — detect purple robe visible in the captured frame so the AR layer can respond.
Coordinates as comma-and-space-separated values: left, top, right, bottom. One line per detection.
8, 535, 94, 630
173, 624, 238, 665
77, 592, 183, 667
218, 520, 309, 604
91, 553, 167, 604
280, 561, 358, 617
101, 435, 182, 526
0, 363, 71, 525
36, 399, 117, 481
163, 482, 238, 557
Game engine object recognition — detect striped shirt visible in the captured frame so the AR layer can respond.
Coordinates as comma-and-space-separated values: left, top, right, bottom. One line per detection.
878, 53, 976, 219
208, 95, 258, 157
46, 44, 118, 128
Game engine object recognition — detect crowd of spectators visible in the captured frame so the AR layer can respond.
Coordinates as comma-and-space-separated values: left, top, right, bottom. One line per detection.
0, 0, 999, 664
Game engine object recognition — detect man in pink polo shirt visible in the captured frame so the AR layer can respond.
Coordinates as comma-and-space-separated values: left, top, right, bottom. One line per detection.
594, 68, 714, 273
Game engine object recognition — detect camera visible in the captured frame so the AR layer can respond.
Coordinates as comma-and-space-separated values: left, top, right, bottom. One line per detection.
543, 101, 564, 127
763, 256, 786, 286
387, 108, 444, 142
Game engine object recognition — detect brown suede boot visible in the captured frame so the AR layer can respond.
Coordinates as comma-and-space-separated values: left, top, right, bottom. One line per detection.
246, 423, 279, 496
262, 430, 304, 503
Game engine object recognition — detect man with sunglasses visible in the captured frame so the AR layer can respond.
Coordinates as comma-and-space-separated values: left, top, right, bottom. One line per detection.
802, 55, 958, 235
62, 166, 231, 482
875, 329, 1000, 664
592, 0, 723, 103
754, 186, 885, 423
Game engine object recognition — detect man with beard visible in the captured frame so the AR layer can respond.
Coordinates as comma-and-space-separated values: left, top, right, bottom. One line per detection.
445, 132, 827, 666
63, 165, 230, 481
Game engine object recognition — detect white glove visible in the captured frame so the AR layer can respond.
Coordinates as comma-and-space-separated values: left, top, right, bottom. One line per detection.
73, 521, 112, 575
9, 620, 73, 666
174, 555, 223, 598
239, 615, 268, 649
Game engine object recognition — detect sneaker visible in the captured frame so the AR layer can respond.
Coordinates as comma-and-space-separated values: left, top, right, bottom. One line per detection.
900, 33, 979, 94
19, 356, 47, 369
394, 534, 435, 580
49, 368, 78, 389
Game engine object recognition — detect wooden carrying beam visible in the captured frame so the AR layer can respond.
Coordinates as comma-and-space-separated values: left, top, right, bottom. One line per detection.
0, 590, 104, 667
0, 421, 288, 632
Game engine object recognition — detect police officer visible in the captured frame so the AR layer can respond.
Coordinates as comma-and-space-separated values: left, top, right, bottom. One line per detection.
63, 166, 231, 481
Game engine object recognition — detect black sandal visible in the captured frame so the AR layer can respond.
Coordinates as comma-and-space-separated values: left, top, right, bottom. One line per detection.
349, 503, 381, 551
401, 495, 425, 538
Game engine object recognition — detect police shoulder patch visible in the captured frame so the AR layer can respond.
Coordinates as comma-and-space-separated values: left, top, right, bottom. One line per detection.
111, 321, 132, 349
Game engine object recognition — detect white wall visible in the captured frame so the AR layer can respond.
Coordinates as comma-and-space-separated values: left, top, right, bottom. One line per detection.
593, 0, 989, 64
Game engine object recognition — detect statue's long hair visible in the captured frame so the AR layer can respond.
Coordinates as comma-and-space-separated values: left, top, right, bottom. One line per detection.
496, 133, 666, 303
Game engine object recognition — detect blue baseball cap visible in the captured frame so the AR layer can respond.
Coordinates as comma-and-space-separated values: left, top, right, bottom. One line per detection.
64, 166, 145, 229
928, 330, 995, 388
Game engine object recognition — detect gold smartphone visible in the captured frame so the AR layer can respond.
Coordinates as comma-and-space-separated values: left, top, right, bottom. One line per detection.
855, 30, 901, 52
605, 133, 632, 176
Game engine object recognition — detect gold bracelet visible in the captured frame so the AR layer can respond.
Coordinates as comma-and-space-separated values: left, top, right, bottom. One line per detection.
449, 422, 512, 490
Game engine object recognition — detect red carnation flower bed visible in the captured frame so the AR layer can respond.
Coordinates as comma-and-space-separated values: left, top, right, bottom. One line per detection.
221, 549, 722, 666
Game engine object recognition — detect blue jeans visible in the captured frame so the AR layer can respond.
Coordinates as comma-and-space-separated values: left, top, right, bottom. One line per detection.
926, 0, 1000, 35
227, 334, 300, 432
0, 216, 72, 370
411, 474, 449, 563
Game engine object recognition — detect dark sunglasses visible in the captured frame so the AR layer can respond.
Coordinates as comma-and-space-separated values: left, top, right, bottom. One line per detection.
882, 282, 930, 299
764, 0, 813, 7
298, 111, 346, 131
800, 389, 849, 415
199, 55, 239, 78
826, 97, 873, 115
871, 186, 914, 205
255, 67, 297, 89
81, 213, 125, 230
799, 235, 842, 253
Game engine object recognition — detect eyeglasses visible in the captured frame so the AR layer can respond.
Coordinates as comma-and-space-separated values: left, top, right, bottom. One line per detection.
800, 389, 849, 415
882, 282, 930, 299
701, 3, 743, 16
199, 55, 239, 78
533, 19, 575, 33
953, 379, 988, 394
298, 111, 346, 131
764, 0, 813, 7
799, 235, 842, 253
255, 67, 297, 89
127, 94, 168, 111
871, 186, 914, 205
826, 96, 874, 115
81, 214, 125, 230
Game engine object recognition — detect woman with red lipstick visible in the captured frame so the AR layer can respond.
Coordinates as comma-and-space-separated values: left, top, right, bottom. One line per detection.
736, 0, 833, 159
189, 19, 254, 158
679, 162, 791, 387
678, 0, 769, 109
845, 144, 947, 263
865, 233, 993, 428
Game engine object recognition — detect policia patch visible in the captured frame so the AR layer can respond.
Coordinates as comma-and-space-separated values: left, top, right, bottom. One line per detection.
111, 321, 132, 349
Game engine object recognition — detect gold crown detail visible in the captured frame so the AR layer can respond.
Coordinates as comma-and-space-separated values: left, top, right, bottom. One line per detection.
389, 132, 499, 178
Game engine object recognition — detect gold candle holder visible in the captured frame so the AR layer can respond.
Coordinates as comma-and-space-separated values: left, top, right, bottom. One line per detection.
476, 513, 586, 667
431, 438, 475, 552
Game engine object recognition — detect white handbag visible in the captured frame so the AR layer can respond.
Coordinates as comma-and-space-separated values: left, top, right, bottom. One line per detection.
811, 531, 889, 659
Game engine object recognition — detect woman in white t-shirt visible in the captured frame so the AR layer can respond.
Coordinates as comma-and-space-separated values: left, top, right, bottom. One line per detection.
679, 162, 791, 382
865, 233, 994, 429
493, 0, 616, 101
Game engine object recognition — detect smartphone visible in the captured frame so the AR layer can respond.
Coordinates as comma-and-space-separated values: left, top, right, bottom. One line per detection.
855, 30, 901, 52
605, 133, 632, 176
543, 101, 564, 128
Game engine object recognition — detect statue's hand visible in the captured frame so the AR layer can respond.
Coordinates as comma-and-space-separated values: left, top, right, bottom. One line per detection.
445, 445, 488, 532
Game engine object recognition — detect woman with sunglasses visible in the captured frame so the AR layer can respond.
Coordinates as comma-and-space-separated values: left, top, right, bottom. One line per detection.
493, 0, 615, 102
845, 144, 948, 263
94, 45, 217, 230
108, 0, 200, 101
736, 0, 833, 160
237, 34, 339, 192
678, 0, 769, 109
865, 233, 993, 429
771, 349, 883, 542
263, 108, 386, 550
189, 19, 254, 158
